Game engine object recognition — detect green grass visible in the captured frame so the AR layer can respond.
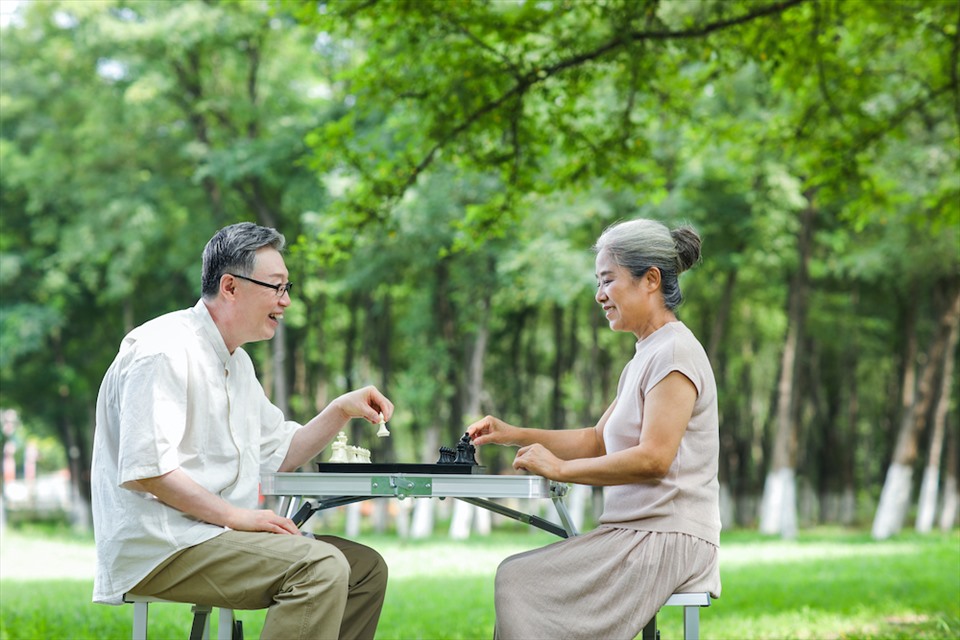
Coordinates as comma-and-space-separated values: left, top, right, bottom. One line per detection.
1, 526, 958, 639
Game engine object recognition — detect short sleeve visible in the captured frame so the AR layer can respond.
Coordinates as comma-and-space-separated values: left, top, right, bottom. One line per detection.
116, 352, 188, 487
639, 334, 703, 398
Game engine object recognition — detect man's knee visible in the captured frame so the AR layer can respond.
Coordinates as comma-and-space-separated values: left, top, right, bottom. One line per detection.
313, 536, 388, 592
290, 538, 351, 594
364, 547, 388, 590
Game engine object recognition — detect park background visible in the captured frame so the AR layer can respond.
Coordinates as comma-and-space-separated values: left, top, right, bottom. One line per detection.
0, 0, 957, 638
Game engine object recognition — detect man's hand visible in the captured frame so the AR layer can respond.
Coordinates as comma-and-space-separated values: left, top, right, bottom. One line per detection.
225, 507, 299, 535
332, 385, 394, 425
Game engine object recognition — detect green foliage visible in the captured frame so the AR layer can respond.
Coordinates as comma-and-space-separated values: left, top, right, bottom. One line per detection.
280, 0, 958, 251
0, 0, 957, 536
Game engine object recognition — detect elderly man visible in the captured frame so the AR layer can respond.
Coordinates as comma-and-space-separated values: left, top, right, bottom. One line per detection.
92, 222, 392, 639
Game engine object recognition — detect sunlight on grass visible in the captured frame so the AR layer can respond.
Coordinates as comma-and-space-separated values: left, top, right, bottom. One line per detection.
1, 526, 957, 639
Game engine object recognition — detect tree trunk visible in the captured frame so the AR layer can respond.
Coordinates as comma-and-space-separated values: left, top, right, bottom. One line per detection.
916, 289, 960, 532
52, 333, 93, 530
372, 292, 396, 464
271, 321, 289, 415
841, 288, 860, 525
450, 291, 491, 539
939, 420, 959, 532
759, 196, 816, 538
551, 304, 567, 429
873, 285, 960, 539
707, 269, 738, 364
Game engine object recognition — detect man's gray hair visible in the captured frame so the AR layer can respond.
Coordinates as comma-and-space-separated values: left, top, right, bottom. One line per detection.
201, 222, 285, 299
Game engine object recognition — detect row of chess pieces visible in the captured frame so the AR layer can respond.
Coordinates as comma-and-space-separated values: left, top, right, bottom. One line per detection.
328, 432, 371, 463
326, 431, 479, 466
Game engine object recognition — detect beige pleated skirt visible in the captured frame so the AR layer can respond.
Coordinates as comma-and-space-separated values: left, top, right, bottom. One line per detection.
493, 526, 720, 640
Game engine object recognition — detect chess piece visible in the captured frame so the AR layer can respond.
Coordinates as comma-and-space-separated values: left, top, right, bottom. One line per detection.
436, 446, 456, 465
330, 432, 349, 463
454, 432, 478, 466
376, 412, 390, 437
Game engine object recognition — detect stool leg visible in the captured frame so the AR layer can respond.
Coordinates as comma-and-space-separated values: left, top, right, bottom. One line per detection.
683, 605, 700, 640
641, 612, 658, 640
190, 605, 212, 640
217, 608, 236, 640
132, 601, 149, 640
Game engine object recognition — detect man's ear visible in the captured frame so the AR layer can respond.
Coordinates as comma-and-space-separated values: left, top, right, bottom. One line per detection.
219, 273, 238, 300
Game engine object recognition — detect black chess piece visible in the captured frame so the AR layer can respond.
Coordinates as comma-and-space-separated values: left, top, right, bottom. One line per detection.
436, 446, 456, 465
453, 432, 478, 466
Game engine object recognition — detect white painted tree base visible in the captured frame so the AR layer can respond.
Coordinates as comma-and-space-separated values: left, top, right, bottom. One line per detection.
758, 467, 798, 538
872, 463, 913, 539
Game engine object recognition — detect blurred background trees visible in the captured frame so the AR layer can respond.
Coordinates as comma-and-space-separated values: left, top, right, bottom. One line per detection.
1, 0, 957, 539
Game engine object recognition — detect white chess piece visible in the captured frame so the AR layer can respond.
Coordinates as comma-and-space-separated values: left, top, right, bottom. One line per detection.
376, 412, 390, 437
330, 432, 349, 463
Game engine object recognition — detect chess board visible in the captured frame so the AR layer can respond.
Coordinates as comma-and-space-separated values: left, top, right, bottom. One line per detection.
316, 462, 486, 474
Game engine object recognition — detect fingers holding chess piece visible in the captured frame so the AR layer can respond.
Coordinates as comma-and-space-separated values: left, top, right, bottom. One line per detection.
376, 412, 390, 437
454, 432, 478, 466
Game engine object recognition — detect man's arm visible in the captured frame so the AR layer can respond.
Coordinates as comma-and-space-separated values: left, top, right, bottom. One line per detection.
131, 469, 300, 534
279, 385, 393, 472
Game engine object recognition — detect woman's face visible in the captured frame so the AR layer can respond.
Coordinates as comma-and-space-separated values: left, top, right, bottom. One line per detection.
594, 250, 647, 336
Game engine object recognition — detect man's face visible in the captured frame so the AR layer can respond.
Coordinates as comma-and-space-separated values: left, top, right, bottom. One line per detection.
234, 247, 291, 345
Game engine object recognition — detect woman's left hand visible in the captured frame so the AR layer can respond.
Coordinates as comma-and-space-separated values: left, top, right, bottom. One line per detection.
513, 443, 564, 480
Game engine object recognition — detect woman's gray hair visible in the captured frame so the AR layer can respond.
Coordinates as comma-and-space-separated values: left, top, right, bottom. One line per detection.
593, 218, 702, 311
201, 222, 285, 299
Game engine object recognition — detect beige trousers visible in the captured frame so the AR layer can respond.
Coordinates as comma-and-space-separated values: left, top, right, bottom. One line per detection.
130, 531, 387, 640
493, 527, 719, 640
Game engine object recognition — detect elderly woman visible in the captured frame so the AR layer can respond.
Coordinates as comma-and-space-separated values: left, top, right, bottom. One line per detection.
467, 218, 721, 640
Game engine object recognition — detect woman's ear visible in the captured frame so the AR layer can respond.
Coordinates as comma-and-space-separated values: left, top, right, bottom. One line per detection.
645, 266, 662, 291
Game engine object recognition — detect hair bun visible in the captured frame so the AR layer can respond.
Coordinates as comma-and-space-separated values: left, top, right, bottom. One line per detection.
671, 226, 702, 273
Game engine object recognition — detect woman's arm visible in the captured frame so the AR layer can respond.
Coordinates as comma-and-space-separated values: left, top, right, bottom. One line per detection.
514, 371, 696, 484
466, 409, 609, 460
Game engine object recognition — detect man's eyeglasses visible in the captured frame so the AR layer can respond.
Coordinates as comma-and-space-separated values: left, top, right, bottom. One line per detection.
229, 273, 293, 298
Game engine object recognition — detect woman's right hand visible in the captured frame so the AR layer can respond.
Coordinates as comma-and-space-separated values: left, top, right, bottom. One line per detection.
466, 415, 521, 447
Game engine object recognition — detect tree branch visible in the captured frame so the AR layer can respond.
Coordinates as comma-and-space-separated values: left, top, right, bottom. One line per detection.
396, 0, 812, 197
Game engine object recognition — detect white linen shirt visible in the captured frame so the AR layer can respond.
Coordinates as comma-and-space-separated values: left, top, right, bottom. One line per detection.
91, 300, 301, 605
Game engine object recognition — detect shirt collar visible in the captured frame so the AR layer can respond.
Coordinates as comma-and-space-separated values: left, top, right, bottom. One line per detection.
192, 299, 233, 365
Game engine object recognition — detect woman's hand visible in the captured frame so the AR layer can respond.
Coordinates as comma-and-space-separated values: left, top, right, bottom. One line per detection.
466, 415, 521, 447
513, 443, 565, 480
